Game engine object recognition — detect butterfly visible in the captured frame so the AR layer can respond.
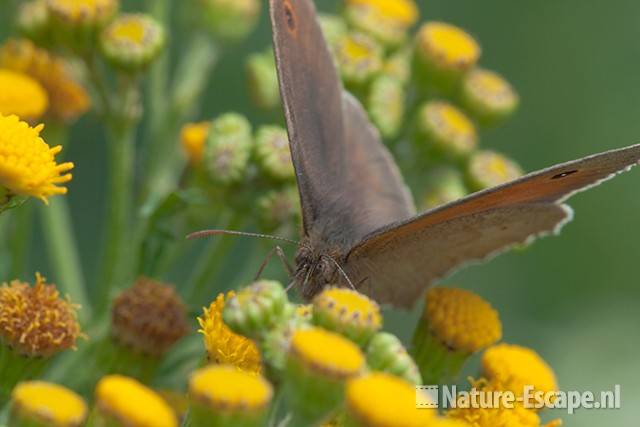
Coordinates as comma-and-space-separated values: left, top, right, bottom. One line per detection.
192, 0, 640, 308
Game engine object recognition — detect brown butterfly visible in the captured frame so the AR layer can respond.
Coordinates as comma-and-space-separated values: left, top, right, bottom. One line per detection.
192, 0, 640, 308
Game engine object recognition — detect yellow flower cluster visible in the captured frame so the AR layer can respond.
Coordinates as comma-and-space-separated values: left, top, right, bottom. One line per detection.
424, 287, 502, 353
0, 273, 82, 357
0, 114, 73, 202
11, 381, 88, 427
198, 292, 262, 375
0, 39, 90, 121
46, 0, 118, 26
180, 121, 210, 165
0, 69, 48, 120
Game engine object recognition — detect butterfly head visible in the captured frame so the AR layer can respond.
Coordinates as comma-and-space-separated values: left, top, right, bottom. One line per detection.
294, 243, 344, 300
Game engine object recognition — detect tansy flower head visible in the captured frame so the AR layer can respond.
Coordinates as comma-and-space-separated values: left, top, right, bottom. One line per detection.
199, 0, 261, 42
421, 167, 468, 210
345, 372, 436, 427
246, 48, 280, 110
222, 280, 292, 339
416, 101, 478, 158
312, 287, 382, 346
416, 22, 480, 71
368, 75, 405, 138
189, 365, 273, 426
255, 125, 294, 181
335, 32, 383, 86
366, 332, 422, 385
198, 291, 262, 375
424, 287, 502, 353
257, 186, 301, 234
345, 0, 418, 46
95, 375, 177, 427
204, 112, 253, 184
448, 404, 542, 427
111, 277, 189, 357
466, 150, 523, 190
319, 13, 348, 51
481, 343, 558, 400
100, 13, 165, 71
0, 39, 90, 121
180, 121, 210, 165
0, 273, 81, 357
462, 68, 519, 125
45, 0, 117, 27
17, 0, 51, 42
0, 69, 48, 120
10, 381, 87, 427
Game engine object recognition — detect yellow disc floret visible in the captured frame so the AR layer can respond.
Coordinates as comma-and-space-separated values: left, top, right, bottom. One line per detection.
46, 0, 117, 25
312, 287, 381, 345
0, 114, 73, 202
448, 404, 544, 427
347, 0, 418, 27
467, 150, 523, 190
198, 292, 262, 375
0, 69, 48, 120
100, 14, 166, 70
417, 22, 481, 70
0, 39, 90, 122
189, 365, 273, 411
345, 372, 436, 427
289, 327, 365, 379
180, 121, 210, 165
465, 68, 518, 112
481, 343, 558, 398
425, 287, 502, 353
95, 375, 177, 427
418, 101, 478, 157
0, 273, 82, 357
11, 381, 87, 427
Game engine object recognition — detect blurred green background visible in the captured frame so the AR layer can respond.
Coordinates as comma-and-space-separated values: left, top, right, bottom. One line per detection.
2, 0, 639, 424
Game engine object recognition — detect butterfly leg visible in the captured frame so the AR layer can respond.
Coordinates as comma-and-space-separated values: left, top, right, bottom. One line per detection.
254, 245, 294, 280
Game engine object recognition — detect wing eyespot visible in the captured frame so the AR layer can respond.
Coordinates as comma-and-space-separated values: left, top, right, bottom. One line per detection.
551, 170, 578, 180
283, 0, 297, 33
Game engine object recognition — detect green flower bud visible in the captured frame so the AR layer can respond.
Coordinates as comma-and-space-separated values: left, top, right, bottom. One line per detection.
16, 0, 50, 43
100, 14, 165, 72
312, 287, 382, 347
223, 280, 292, 340
466, 150, 524, 191
344, 0, 419, 48
245, 49, 279, 110
189, 365, 273, 427
414, 22, 481, 94
199, 0, 260, 42
10, 381, 88, 427
366, 332, 422, 385
254, 125, 294, 181
284, 327, 365, 426
421, 167, 468, 210
415, 100, 478, 159
368, 75, 405, 138
204, 113, 253, 184
335, 32, 383, 88
383, 47, 412, 86
256, 186, 300, 234
318, 13, 348, 52
260, 309, 311, 376
461, 68, 519, 126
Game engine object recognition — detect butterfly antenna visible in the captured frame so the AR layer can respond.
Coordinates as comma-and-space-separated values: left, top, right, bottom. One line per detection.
322, 255, 356, 291
187, 229, 306, 248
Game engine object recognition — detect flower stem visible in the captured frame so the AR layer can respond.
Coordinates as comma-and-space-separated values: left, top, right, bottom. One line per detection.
8, 202, 33, 279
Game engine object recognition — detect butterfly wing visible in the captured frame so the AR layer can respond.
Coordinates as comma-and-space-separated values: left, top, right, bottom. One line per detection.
346, 144, 640, 307
270, 0, 415, 249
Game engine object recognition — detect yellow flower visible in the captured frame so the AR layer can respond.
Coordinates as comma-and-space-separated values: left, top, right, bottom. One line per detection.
46, 0, 117, 26
0, 39, 90, 121
95, 375, 177, 427
467, 150, 523, 190
0, 273, 82, 357
345, 0, 418, 46
312, 287, 382, 345
481, 343, 558, 401
11, 381, 87, 427
100, 14, 166, 70
335, 32, 383, 85
198, 292, 262, 375
189, 365, 273, 412
0, 69, 48, 120
111, 277, 189, 357
345, 372, 436, 427
180, 121, 210, 165
417, 101, 478, 157
416, 22, 481, 71
0, 114, 73, 202
424, 287, 502, 353
448, 404, 544, 427
462, 68, 519, 124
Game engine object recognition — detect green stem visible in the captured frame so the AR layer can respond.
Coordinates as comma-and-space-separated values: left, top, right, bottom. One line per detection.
8, 202, 33, 279
144, 0, 170, 141
141, 33, 219, 203
96, 120, 136, 308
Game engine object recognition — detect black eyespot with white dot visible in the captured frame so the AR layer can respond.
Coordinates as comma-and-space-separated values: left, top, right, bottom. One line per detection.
551, 170, 578, 180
